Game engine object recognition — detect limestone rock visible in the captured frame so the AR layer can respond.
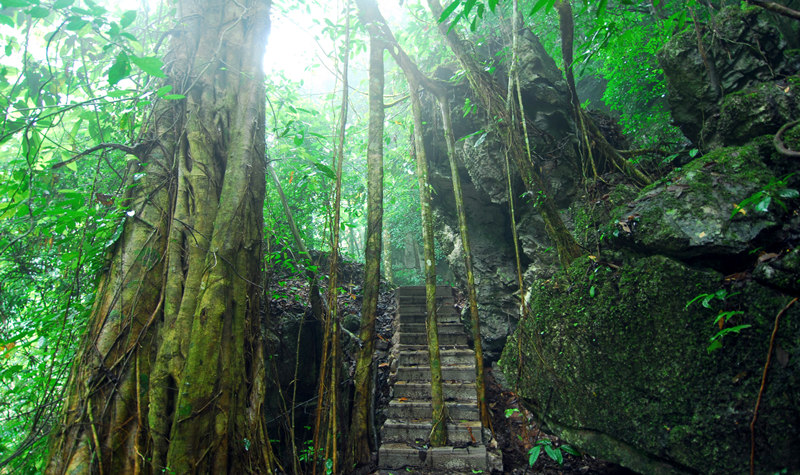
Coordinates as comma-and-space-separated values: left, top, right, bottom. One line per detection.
658, 6, 799, 147
500, 254, 800, 474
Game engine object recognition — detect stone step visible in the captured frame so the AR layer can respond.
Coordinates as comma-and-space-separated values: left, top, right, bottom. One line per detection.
397, 313, 460, 325
396, 364, 476, 382
398, 332, 468, 346
396, 343, 470, 354
392, 381, 477, 401
382, 419, 482, 445
398, 304, 457, 317
398, 348, 475, 367
396, 286, 454, 298
387, 399, 479, 420
397, 322, 464, 334
379, 443, 487, 471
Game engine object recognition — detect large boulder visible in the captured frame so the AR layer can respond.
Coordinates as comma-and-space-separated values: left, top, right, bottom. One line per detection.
607, 136, 799, 261
500, 128, 800, 473
500, 253, 800, 474
658, 6, 799, 148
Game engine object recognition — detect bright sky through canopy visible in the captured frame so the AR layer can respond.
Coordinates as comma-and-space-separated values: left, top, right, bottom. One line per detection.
264, 0, 406, 93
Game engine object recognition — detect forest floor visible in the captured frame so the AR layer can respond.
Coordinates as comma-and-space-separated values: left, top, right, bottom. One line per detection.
267, 259, 637, 474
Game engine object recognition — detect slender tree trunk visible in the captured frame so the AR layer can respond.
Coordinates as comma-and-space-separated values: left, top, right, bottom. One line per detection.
46, 1, 272, 474
408, 80, 448, 446
438, 98, 490, 430
349, 26, 385, 467
314, 3, 351, 472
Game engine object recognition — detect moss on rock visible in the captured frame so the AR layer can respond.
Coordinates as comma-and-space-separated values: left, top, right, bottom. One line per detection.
501, 253, 800, 473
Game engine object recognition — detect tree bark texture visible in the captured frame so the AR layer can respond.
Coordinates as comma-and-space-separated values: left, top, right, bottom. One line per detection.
409, 80, 448, 447
349, 26, 385, 467
46, 1, 272, 473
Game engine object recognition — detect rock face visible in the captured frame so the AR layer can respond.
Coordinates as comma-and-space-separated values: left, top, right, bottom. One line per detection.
658, 6, 799, 149
500, 253, 800, 474
421, 29, 579, 359
500, 130, 800, 473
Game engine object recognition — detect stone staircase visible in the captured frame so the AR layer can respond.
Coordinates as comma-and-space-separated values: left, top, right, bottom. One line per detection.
379, 286, 488, 472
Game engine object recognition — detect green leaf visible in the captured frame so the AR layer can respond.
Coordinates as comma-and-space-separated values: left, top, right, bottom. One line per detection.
120, 10, 136, 28
1, 0, 29, 7
487, 0, 498, 12
65, 18, 89, 30
529, 0, 553, 15
706, 339, 723, 353
163, 94, 185, 100
107, 51, 131, 86
0, 14, 14, 26
596, 0, 608, 17
528, 446, 541, 466
544, 444, 560, 463
562, 445, 580, 456
53, 0, 74, 8
754, 196, 771, 213
313, 162, 336, 180
589, 285, 596, 297
130, 55, 166, 78
777, 188, 799, 199
462, 0, 477, 16
28, 6, 50, 18
438, 0, 460, 24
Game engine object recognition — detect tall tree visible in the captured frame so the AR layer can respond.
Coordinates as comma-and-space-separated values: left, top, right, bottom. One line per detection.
348, 13, 386, 466
46, 1, 273, 473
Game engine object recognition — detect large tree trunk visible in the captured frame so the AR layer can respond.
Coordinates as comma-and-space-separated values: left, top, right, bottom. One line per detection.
46, 1, 272, 473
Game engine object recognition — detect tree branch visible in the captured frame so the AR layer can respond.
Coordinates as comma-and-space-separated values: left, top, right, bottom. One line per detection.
51, 142, 141, 169
747, 0, 800, 21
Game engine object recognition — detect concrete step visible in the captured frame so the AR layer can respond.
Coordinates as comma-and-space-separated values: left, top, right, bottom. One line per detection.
382, 419, 482, 445
397, 314, 460, 325
379, 443, 487, 471
395, 364, 476, 382
397, 322, 464, 334
396, 286, 454, 298
387, 399, 479, 420
399, 348, 475, 366
398, 304, 457, 316
395, 343, 470, 354
392, 381, 477, 401
398, 332, 467, 346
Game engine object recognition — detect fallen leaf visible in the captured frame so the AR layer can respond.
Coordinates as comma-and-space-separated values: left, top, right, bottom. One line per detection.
398, 397, 409, 402
758, 252, 780, 263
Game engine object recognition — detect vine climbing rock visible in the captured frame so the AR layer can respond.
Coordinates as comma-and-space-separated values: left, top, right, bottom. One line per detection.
379, 286, 501, 472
